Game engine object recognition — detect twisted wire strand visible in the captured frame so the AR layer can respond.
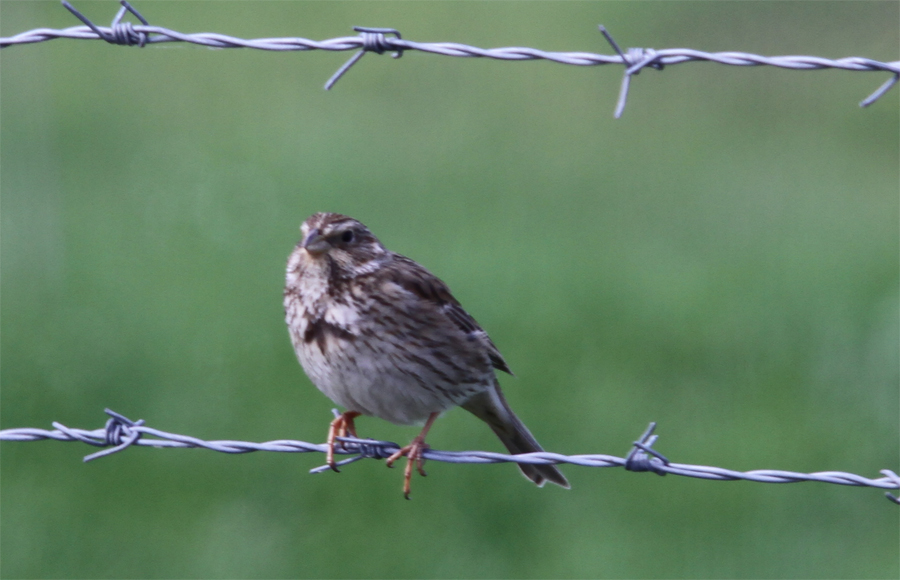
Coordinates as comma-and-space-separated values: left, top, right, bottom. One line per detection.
0, 1, 896, 116
2, 409, 897, 503
2, 21, 896, 71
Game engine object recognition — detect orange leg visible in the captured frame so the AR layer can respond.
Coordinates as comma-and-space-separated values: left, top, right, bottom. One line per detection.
385, 412, 439, 499
326, 411, 361, 471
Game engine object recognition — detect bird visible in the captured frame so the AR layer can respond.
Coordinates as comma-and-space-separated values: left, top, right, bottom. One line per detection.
284, 212, 569, 497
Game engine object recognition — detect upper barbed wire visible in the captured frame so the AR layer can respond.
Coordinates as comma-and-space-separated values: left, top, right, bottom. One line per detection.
2, 408, 898, 504
0, 1, 897, 117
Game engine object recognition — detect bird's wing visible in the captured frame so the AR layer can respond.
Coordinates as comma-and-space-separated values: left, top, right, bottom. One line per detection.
385, 255, 513, 375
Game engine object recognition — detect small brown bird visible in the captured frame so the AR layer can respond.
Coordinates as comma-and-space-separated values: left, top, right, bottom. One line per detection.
284, 212, 568, 497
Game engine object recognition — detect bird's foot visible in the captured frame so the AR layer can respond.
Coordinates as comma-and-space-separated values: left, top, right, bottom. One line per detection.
385, 412, 439, 499
326, 411, 361, 472
386, 436, 430, 499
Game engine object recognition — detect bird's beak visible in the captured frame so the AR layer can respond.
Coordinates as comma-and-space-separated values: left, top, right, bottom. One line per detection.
301, 228, 330, 256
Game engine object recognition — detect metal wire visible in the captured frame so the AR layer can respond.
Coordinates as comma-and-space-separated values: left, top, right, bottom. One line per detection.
1, 2, 898, 503
1, 409, 898, 504
0, 0, 897, 117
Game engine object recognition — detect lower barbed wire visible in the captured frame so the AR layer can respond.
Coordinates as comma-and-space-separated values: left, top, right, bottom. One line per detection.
1, 409, 897, 503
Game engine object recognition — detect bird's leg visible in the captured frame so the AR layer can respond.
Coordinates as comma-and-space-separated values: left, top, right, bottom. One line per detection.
326, 410, 361, 472
339, 412, 359, 439
386, 412, 439, 499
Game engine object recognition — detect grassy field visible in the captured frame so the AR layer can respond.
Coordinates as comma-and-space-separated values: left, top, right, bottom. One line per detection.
2, 1, 897, 578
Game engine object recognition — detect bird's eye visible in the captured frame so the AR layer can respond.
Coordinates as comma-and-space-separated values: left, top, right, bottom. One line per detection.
341, 230, 355, 243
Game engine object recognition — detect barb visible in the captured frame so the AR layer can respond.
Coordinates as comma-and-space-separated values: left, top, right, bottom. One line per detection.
0, 2, 897, 116
884, 471, 900, 504
61, 0, 149, 47
1, 409, 897, 503
623, 421, 670, 475
599, 25, 664, 119
325, 26, 404, 91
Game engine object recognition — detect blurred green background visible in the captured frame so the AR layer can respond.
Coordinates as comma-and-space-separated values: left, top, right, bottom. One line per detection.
2, 1, 898, 578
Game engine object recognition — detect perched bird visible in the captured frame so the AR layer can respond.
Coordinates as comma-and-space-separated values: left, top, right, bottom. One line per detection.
284, 212, 569, 497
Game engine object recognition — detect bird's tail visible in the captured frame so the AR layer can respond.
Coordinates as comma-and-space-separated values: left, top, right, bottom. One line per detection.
461, 384, 570, 489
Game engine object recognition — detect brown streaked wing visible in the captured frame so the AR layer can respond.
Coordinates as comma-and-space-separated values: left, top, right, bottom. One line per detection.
384, 255, 513, 375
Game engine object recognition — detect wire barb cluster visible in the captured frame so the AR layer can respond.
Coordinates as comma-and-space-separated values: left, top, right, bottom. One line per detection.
1, 408, 898, 504
60, 0, 149, 47
1, 0, 897, 116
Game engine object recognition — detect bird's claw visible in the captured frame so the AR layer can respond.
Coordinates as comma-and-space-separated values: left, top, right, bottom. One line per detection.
386, 437, 430, 499
326, 411, 361, 472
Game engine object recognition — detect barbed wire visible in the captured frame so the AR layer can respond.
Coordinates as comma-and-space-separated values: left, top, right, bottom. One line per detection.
2, 408, 898, 504
1, 1, 898, 504
0, 1, 897, 117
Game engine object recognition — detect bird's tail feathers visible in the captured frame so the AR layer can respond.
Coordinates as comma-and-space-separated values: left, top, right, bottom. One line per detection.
462, 384, 570, 489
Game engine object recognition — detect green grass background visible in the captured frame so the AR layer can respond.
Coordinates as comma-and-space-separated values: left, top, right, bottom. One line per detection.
2, 1, 898, 578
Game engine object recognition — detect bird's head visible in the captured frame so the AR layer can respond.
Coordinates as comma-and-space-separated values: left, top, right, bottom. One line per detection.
296, 213, 388, 277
